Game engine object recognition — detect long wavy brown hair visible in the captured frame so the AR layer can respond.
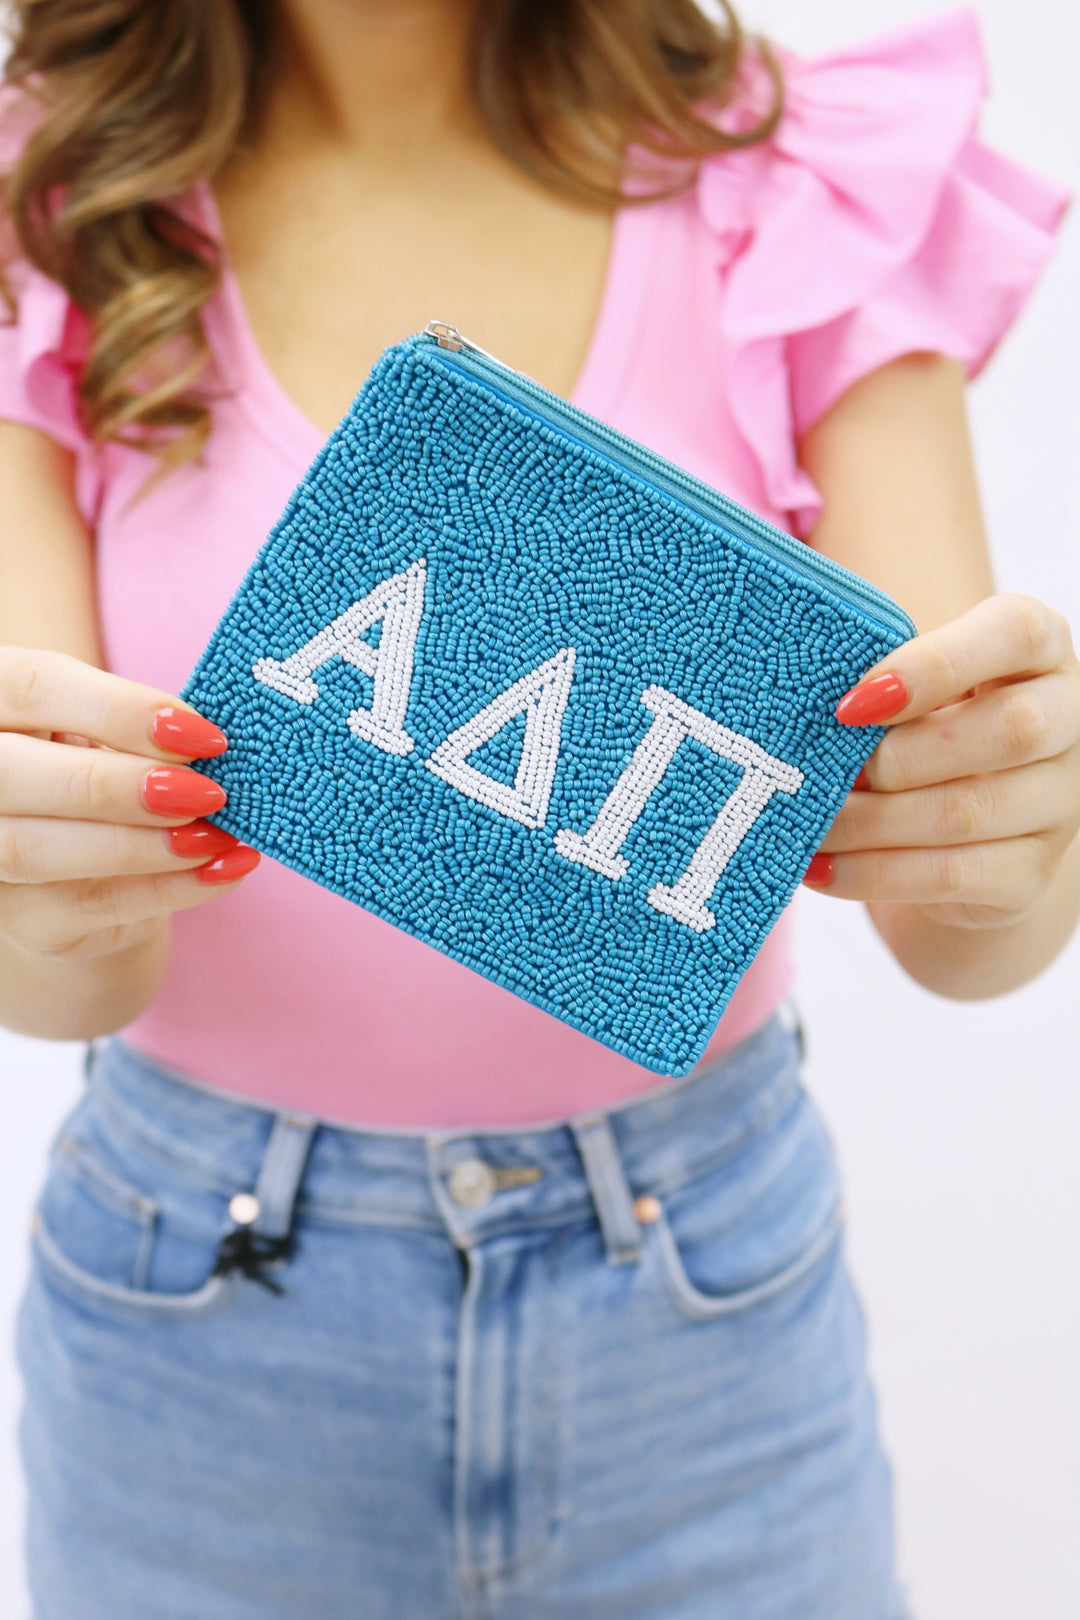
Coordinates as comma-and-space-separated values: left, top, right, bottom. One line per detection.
0, 0, 781, 472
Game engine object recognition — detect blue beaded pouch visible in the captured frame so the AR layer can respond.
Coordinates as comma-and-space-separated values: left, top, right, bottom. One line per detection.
181, 322, 915, 1076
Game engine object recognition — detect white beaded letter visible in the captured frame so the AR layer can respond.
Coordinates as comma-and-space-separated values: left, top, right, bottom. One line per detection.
425, 648, 576, 829
555, 684, 804, 932
252, 559, 427, 757
553, 708, 685, 881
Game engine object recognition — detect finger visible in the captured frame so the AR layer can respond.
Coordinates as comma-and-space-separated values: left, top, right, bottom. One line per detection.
802, 835, 1057, 912
835, 596, 1074, 727
819, 760, 1079, 853
0, 646, 228, 760
0, 855, 261, 957
0, 817, 241, 884
0, 731, 228, 825
863, 677, 1080, 792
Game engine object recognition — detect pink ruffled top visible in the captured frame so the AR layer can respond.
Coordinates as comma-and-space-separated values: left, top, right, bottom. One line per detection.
0, 9, 1068, 1126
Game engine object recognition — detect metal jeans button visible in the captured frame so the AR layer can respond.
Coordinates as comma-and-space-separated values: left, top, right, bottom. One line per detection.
448, 1157, 498, 1209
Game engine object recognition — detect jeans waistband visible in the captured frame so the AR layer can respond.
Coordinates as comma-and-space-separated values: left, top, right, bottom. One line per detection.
89, 1012, 804, 1257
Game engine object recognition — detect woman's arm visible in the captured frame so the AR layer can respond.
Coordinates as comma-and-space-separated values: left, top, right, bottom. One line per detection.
798, 353, 1080, 999
0, 423, 254, 1040
0, 424, 170, 1035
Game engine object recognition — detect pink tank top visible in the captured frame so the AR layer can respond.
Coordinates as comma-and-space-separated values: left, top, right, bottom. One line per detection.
0, 10, 1067, 1125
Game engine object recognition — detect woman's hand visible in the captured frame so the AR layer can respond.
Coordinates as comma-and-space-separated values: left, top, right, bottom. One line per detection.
805, 595, 1080, 930
0, 646, 259, 961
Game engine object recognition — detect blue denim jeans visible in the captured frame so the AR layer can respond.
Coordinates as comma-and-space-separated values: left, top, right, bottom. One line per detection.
17, 1012, 909, 1619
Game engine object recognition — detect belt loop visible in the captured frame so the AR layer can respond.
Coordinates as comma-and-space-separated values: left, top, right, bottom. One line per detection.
570, 1113, 641, 1266
777, 996, 807, 1065
214, 1111, 317, 1294
82, 1039, 99, 1085
249, 1112, 317, 1240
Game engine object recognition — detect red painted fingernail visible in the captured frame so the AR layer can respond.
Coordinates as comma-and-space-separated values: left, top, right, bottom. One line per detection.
195, 845, 261, 884
166, 819, 238, 859
150, 707, 228, 758
142, 768, 227, 817
852, 767, 871, 791
802, 853, 835, 887
835, 673, 909, 726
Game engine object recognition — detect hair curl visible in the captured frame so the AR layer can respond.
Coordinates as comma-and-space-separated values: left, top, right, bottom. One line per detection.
1, 0, 781, 471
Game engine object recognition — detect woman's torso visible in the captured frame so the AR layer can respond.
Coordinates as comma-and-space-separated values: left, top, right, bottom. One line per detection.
112, 170, 796, 1128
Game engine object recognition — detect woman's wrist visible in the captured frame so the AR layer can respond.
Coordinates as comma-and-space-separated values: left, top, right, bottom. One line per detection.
867, 834, 1080, 1001
0, 915, 171, 1042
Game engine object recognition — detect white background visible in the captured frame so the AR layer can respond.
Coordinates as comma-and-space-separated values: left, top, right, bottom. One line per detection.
1, 2, 1077, 1615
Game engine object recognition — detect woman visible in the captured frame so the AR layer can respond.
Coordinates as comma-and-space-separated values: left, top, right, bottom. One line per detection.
1, 2, 1076, 1615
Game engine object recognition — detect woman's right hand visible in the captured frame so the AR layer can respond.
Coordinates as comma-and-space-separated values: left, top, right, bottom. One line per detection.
0, 646, 259, 961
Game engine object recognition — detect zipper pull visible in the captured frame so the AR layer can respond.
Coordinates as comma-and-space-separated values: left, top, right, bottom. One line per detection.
424, 320, 464, 352
422, 320, 523, 374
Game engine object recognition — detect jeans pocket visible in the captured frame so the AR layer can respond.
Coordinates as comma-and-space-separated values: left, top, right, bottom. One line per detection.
647, 1090, 845, 1323
31, 1102, 238, 1323
651, 1199, 845, 1322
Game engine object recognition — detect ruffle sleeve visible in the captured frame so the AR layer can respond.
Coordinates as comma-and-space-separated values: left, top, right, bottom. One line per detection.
0, 88, 100, 518
696, 6, 1070, 536
0, 259, 92, 454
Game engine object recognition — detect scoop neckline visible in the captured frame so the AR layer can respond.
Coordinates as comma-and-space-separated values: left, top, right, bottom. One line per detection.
196, 177, 661, 464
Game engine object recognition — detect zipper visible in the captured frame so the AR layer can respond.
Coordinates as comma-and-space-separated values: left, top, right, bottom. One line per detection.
413, 322, 915, 641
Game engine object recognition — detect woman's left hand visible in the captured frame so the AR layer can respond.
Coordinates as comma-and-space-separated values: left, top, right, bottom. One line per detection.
805, 594, 1080, 929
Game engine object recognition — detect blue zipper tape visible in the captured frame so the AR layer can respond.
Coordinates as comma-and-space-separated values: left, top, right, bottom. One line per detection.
410, 331, 915, 645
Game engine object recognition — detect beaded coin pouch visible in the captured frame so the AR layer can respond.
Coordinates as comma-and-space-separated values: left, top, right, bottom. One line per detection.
181, 322, 914, 1076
